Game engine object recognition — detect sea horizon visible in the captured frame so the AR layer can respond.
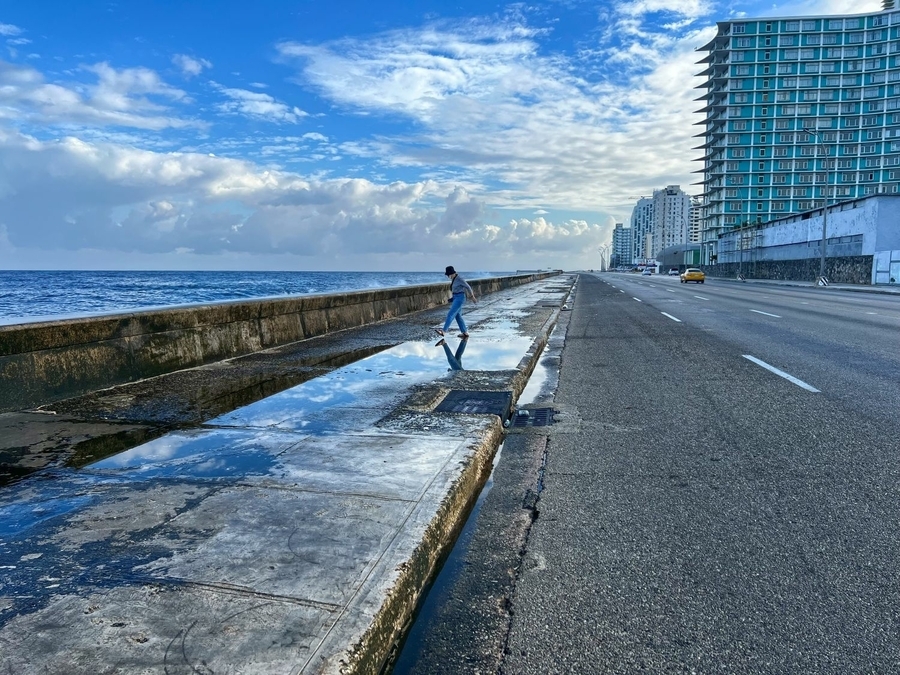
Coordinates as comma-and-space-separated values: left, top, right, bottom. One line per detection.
0, 269, 512, 326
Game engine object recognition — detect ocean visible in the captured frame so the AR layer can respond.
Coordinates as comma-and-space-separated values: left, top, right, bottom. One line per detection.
0, 270, 507, 326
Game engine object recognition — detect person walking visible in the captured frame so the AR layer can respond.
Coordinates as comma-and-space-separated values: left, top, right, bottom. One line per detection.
436, 266, 476, 337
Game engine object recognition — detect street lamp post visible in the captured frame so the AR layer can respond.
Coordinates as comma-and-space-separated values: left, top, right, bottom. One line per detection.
804, 127, 835, 285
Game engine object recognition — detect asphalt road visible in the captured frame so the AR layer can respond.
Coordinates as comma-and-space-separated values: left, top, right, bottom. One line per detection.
395, 273, 900, 674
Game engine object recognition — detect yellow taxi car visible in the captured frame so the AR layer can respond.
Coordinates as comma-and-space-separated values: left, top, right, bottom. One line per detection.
680, 268, 705, 284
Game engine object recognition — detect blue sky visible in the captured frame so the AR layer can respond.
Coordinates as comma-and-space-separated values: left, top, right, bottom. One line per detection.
0, 0, 873, 271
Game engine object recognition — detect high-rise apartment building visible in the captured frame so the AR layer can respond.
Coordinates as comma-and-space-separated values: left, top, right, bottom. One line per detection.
629, 197, 654, 263
695, 7, 900, 263
611, 222, 633, 268
651, 185, 692, 255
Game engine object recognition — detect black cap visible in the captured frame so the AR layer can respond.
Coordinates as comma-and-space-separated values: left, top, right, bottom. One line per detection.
445, 266, 456, 276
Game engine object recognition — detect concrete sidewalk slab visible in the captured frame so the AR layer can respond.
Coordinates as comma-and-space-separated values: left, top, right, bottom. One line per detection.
0, 275, 575, 674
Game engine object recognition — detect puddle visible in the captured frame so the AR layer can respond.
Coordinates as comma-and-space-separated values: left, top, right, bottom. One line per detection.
207, 336, 531, 432
84, 428, 302, 481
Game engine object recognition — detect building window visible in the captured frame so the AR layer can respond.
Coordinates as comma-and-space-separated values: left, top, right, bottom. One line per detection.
784, 49, 799, 59
846, 18, 860, 29
863, 115, 881, 125
777, 64, 792, 74
775, 119, 790, 129
807, 35, 821, 46
824, 104, 839, 114
802, 20, 816, 31
847, 33, 864, 44
868, 101, 885, 112
823, 34, 838, 45
734, 37, 752, 47
733, 93, 749, 103
732, 121, 748, 130
757, 202, 764, 210
864, 86, 881, 98
773, 147, 789, 156
779, 36, 795, 46
800, 49, 815, 59
797, 105, 812, 115
821, 62, 837, 73
779, 133, 794, 142
867, 129, 883, 139
732, 23, 746, 34
776, 92, 791, 102
734, 65, 750, 75
785, 21, 800, 31
825, 48, 842, 58
732, 149, 747, 157
773, 174, 787, 183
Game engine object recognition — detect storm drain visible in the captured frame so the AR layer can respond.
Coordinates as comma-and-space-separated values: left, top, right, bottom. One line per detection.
511, 407, 557, 427
434, 390, 513, 419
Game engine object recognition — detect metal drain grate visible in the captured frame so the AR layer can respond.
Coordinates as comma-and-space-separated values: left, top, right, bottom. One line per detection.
435, 390, 513, 418
511, 407, 557, 427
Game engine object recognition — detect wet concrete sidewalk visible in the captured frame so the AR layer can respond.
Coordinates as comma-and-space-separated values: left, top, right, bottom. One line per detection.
0, 275, 574, 674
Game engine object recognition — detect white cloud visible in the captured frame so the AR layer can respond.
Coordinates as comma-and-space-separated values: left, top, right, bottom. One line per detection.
0, 60, 195, 130
276, 18, 715, 215
0, 23, 22, 37
0, 130, 608, 268
172, 54, 212, 77
214, 84, 308, 123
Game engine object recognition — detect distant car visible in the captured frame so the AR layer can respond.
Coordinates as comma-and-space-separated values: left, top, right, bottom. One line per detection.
680, 268, 705, 284
641, 269, 653, 276
667, 268, 680, 276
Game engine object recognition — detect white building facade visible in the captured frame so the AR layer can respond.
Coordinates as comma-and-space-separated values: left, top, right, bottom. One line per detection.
629, 197, 655, 264
651, 185, 692, 256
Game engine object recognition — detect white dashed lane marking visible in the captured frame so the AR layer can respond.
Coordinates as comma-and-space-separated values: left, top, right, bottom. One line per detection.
742, 355, 820, 393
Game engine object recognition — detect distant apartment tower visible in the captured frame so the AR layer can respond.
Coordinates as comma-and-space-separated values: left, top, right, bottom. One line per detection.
689, 196, 704, 242
695, 7, 900, 263
611, 222, 633, 268
651, 185, 691, 255
629, 197, 654, 263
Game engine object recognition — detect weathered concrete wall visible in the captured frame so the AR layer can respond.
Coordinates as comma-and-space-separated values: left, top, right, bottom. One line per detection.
705, 256, 873, 283
0, 273, 556, 413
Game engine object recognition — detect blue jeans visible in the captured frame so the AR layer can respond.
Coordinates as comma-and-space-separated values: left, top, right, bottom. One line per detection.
443, 293, 467, 333
441, 338, 467, 370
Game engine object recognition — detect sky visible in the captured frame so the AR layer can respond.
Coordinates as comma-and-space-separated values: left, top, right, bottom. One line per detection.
0, 0, 876, 271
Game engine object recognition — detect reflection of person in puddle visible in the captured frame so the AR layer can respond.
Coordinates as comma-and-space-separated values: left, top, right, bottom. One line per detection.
436, 336, 467, 370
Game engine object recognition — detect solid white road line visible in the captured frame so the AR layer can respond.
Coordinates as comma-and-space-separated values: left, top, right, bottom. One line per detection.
694, 295, 708, 300
742, 355, 820, 393
661, 312, 682, 322
633, 297, 642, 302
750, 309, 782, 318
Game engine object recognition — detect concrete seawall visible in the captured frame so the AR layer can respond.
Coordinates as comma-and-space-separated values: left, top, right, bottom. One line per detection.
0, 273, 555, 413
